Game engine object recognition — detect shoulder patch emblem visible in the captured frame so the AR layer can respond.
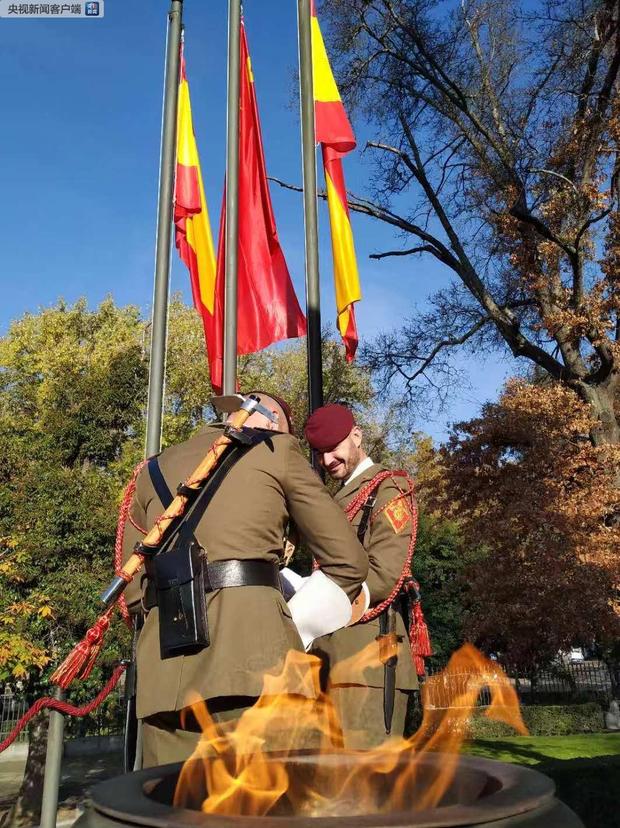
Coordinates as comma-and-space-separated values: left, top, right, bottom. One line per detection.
383, 498, 410, 533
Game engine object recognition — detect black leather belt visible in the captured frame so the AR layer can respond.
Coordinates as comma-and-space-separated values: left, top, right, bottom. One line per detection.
143, 558, 280, 611
206, 559, 280, 591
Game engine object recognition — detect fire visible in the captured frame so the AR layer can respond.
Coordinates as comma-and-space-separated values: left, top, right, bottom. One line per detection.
173, 643, 527, 817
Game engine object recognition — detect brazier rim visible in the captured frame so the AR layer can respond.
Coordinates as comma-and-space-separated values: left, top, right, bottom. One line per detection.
87, 751, 558, 828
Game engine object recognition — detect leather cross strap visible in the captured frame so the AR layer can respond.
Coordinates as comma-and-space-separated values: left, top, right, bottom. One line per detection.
147, 428, 275, 556
147, 455, 173, 508
356, 492, 377, 543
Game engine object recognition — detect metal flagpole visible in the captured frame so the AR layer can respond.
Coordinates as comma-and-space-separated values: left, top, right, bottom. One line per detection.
39, 688, 65, 828
297, 0, 324, 420
145, 0, 184, 456
136, 0, 184, 770
223, 0, 242, 395
40, 0, 185, 814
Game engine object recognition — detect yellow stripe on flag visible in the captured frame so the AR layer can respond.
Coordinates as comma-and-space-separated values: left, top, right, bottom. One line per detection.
311, 16, 341, 103
325, 165, 361, 313
177, 78, 200, 168
187, 164, 216, 314
176, 72, 216, 314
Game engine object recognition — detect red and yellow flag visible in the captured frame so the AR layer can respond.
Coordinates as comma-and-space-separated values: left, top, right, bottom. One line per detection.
174, 48, 221, 389
311, 2, 361, 361
214, 23, 306, 385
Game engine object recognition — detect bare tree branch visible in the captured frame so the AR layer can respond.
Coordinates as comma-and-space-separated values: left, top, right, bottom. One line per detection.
370, 245, 437, 260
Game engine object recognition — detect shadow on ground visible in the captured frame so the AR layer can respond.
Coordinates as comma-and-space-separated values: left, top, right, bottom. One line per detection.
537, 753, 620, 828
472, 740, 620, 828
56, 754, 124, 811
0, 753, 123, 825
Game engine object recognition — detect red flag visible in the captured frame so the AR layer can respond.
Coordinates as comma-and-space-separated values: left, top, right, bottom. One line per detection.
213, 23, 306, 390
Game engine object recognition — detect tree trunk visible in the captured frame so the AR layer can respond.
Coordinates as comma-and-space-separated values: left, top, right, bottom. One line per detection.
4, 713, 50, 828
573, 381, 620, 446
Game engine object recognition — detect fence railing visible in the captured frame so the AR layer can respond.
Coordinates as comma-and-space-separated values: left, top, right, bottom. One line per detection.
2, 660, 617, 743
0, 681, 126, 746
424, 659, 618, 708
0, 693, 29, 744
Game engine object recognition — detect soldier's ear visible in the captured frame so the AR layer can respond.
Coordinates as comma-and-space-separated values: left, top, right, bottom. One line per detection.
350, 425, 363, 447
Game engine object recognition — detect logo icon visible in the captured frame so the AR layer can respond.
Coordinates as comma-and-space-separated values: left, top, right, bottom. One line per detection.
85, 1, 100, 15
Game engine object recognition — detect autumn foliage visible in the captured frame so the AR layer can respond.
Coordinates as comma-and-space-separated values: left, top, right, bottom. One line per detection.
439, 380, 620, 670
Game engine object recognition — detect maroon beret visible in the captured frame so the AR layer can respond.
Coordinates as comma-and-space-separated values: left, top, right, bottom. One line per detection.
304, 404, 355, 452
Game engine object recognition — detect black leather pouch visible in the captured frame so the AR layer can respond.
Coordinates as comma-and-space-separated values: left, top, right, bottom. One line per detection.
153, 541, 210, 660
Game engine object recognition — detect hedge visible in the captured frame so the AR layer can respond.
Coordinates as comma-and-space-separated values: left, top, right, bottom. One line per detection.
469, 702, 605, 738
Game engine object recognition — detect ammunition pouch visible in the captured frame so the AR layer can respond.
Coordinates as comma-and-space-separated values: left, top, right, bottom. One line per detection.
150, 541, 209, 660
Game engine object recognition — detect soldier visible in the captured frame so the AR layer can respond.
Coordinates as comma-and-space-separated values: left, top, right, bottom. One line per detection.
304, 403, 423, 749
122, 392, 368, 767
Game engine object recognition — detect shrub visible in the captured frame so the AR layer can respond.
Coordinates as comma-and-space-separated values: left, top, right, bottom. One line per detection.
469, 703, 604, 738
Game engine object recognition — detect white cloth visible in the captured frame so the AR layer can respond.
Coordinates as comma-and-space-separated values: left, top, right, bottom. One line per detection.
344, 456, 375, 487
287, 570, 353, 650
279, 567, 306, 592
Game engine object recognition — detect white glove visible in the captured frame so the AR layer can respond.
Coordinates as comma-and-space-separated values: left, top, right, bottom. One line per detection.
279, 567, 307, 596
287, 570, 353, 650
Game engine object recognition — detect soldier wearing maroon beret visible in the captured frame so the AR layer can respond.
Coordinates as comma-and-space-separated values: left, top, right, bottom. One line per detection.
304, 403, 423, 749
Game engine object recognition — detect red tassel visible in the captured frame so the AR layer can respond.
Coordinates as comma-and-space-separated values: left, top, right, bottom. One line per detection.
50, 609, 113, 689
410, 601, 432, 677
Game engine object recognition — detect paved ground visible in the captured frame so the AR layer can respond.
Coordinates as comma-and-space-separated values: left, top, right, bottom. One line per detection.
0, 750, 124, 826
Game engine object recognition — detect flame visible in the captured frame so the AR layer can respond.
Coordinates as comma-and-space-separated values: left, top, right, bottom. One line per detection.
173, 642, 526, 817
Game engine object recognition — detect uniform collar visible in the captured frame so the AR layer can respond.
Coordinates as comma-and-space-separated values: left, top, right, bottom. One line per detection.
335, 458, 383, 501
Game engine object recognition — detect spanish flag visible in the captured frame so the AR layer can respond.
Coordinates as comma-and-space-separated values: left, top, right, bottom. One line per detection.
311, 2, 361, 360
174, 46, 221, 389
214, 22, 307, 380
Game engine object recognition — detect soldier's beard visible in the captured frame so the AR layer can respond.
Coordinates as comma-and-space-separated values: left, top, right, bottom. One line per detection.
343, 445, 363, 478
324, 442, 363, 480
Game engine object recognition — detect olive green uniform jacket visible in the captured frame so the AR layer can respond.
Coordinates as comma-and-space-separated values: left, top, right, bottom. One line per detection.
122, 424, 368, 720
312, 463, 419, 693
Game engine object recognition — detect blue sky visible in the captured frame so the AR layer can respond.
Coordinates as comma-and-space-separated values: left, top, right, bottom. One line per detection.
0, 0, 512, 442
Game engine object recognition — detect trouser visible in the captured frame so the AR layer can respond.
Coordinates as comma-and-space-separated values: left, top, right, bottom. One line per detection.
328, 685, 411, 750
142, 692, 331, 767
143, 695, 256, 768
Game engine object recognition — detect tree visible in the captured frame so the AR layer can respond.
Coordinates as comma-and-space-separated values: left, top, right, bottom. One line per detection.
437, 378, 619, 671
413, 515, 475, 665
316, 0, 620, 447
0, 299, 146, 827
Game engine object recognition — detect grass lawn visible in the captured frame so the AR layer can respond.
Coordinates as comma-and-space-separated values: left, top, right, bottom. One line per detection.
465, 733, 620, 828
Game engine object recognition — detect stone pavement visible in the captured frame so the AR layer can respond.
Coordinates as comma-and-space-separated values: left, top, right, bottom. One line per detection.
0, 745, 123, 827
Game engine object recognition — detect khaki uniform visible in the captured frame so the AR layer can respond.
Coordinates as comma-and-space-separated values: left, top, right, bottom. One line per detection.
122, 424, 367, 766
312, 463, 418, 749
